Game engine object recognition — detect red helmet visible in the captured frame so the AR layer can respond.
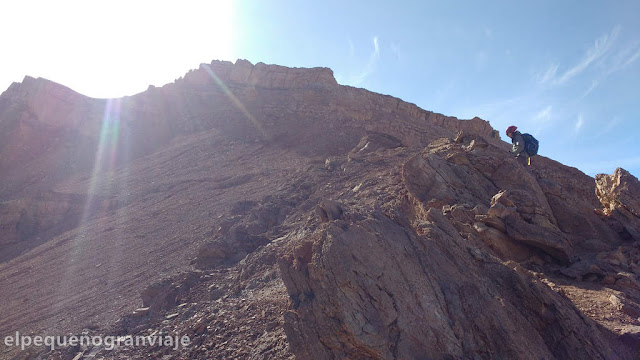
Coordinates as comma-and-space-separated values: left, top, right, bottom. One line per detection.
506, 126, 517, 136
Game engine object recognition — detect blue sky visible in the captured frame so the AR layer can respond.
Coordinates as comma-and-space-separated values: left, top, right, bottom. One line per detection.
1, 1, 639, 177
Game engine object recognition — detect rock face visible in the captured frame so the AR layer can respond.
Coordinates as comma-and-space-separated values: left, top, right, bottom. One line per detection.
279, 213, 613, 360
203, 59, 338, 89
0, 193, 80, 242
596, 168, 640, 240
278, 137, 630, 359
1, 60, 639, 360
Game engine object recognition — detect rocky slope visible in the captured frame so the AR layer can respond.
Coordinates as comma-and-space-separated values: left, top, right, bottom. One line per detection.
0, 60, 639, 359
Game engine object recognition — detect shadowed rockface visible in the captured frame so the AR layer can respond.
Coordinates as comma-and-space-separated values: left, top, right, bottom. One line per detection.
0, 60, 639, 359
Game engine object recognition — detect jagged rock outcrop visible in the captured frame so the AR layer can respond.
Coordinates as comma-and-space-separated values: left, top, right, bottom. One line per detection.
1, 60, 640, 360
277, 133, 637, 359
596, 168, 640, 240
279, 210, 615, 359
348, 132, 403, 162
200, 60, 338, 89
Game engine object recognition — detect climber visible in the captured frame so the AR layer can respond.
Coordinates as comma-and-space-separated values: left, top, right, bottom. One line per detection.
506, 126, 538, 166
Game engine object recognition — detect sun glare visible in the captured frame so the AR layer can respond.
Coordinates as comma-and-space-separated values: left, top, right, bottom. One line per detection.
2, 0, 236, 98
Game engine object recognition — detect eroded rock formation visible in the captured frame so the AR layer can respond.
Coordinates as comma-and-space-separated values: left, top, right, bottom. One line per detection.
0, 60, 639, 359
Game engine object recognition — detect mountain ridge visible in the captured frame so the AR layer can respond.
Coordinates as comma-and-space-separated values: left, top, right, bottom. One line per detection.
1, 59, 639, 359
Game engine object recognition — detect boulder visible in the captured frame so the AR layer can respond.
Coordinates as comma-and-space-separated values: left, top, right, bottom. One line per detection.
596, 168, 640, 240
316, 200, 344, 222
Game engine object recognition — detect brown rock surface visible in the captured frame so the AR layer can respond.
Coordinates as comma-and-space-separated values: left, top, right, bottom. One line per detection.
596, 168, 640, 240
0, 59, 639, 359
279, 210, 614, 359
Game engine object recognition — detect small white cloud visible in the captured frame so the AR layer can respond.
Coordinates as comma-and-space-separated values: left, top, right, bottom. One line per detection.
624, 47, 640, 67
577, 80, 599, 101
603, 41, 640, 74
348, 39, 355, 58
555, 26, 620, 84
534, 105, 552, 123
536, 64, 558, 84
574, 114, 584, 132
351, 36, 380, 86
529, 105, 553, 135
536, 27, 621, 87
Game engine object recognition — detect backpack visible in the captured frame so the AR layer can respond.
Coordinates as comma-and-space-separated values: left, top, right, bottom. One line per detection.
521, 133, 539, 156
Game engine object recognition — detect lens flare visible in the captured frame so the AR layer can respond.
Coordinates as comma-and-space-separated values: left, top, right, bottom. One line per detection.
200, 63, 267, 139
55, 97, 131, 309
